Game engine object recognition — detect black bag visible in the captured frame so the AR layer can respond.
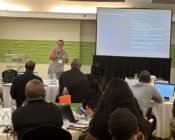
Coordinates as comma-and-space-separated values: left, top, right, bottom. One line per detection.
2, 69, 17, 83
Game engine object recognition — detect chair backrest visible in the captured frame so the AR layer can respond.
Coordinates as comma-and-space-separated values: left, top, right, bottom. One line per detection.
2, 69, 17, 83
21, 125, 72, 140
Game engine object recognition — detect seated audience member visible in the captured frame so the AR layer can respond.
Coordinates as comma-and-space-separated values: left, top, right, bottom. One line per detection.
108, 108, 144, 140
12, 79, 63, 139
131, 70, 163, 132
10, 60, 42, 108
131, 70, 163, 115
84, 78, 150, 140
58, 58, 89, 103
85, 63, 105, 109
90, 62, 106, 92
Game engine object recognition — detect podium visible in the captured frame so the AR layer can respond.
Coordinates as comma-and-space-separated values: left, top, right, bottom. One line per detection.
4, 54, 31, 72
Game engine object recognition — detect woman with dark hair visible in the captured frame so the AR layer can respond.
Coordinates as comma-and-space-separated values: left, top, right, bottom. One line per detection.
84, 78, 150, 140
84, 62, 106, 109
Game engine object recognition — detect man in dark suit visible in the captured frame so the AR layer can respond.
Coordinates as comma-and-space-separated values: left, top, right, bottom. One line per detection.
10, 60, 42, 108
58, 58, 89, 103
12, 79, 63, 139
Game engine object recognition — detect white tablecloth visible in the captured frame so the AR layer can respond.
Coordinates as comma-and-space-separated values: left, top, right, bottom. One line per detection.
152, 102, 173, 138
2, 80, 59, 108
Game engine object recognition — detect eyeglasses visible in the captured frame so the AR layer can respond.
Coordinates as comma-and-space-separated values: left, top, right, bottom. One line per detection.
57, 43, 63, 46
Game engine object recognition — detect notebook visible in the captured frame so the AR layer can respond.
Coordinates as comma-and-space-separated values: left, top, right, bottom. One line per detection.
154, 82, 175, 100
58, 104, 78, 123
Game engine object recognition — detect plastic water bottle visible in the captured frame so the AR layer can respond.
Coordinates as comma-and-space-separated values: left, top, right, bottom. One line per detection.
0, 98, 3, 110
0, 99, 3, 126
11, 102, 16, 115
134, 73, 138, 79
63, 87, 69, 95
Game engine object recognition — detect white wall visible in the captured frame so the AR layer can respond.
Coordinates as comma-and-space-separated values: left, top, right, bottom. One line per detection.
80, 20, 96, 42
0, 17, 80, 41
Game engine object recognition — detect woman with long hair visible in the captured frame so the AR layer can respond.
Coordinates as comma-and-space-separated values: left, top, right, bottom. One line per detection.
84, 78, 150, 140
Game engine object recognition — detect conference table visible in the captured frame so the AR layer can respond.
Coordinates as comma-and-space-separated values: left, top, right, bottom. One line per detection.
2, 79, 59, 108
152, 101, 173, 139
1, 78, 174, 139
125, 77, 173, 138
0, 102, 172, 139
0, 104, 87, 140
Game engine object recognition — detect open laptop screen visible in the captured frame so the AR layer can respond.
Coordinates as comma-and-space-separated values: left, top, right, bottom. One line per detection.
154, 83, 175, 98
57, 104, 78, 123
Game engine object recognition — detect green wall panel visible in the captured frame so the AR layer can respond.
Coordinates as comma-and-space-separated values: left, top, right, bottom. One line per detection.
0, 39, 80, 64
80, 42, 96, 65
0, 39, 174, 67
171, 44, 175, 67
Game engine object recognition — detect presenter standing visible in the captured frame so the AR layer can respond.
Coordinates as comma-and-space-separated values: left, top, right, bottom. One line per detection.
48, 40, 68, 79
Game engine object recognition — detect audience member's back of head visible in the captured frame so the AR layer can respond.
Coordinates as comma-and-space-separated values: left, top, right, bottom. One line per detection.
139, 70, 151, 83
108, 108, 138, 140
25, 60, 35, 71
25, 79, 46, 101
71, 58, 81, 69
91, 62, 103, 77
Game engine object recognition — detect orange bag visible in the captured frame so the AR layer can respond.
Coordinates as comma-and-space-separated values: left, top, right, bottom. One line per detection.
59, 87, 71, 103
59, 95, 71, 103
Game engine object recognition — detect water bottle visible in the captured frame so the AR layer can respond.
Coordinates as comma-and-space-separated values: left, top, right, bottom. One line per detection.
0, 99, 3, 126
63, 87, 69, 95
11, 102, 16, 115
0, 98, 3, 111
134, 73, 138, 79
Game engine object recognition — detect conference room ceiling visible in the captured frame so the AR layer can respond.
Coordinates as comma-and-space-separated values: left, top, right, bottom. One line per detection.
1, 0, 175, 13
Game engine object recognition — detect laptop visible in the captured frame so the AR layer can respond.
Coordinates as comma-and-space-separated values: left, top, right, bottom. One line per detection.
154, 82, 175, 100
58, 104, 78, 123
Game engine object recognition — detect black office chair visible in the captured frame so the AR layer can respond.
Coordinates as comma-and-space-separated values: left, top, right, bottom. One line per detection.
21, 125, 72, 140
2, 69, 17, 83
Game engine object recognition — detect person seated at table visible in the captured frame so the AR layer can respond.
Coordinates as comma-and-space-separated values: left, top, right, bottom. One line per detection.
85, 62, 105, 109
12, 79, 63, 139
131, 70, 163, 132
57, 58, 90, 103
83, 78, 151, 140
10, 60, 42, 108
108, 108, 144, 140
